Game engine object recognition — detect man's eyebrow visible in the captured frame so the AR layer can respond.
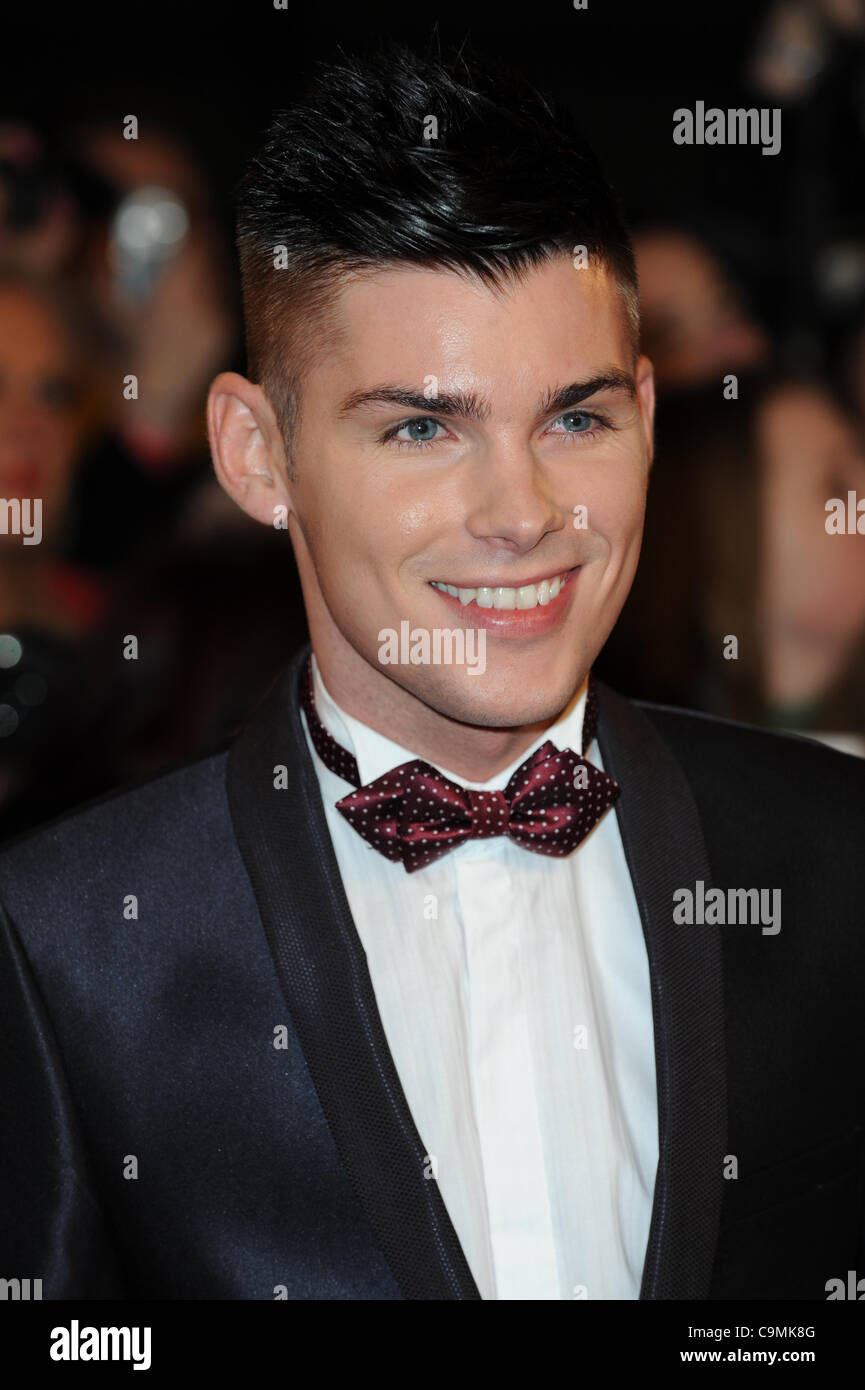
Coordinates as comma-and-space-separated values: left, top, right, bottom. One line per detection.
337, 385, 490, 422
337, 370, 636, 423
539, 371, 637, 415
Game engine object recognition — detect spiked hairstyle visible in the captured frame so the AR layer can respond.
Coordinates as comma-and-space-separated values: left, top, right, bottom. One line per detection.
236, 40, 640, 449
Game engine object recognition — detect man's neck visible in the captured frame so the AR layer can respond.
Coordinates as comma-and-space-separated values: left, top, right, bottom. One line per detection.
311, 637, 565, 784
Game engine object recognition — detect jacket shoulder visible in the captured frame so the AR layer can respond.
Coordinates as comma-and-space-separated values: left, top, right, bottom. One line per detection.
637, 695, 865, 768
634, 696, 865, 831
0, 750, 233, 909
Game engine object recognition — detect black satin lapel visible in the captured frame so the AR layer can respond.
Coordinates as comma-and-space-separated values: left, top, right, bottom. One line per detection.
227, 644, 481, 1301
595, 682, 727, 1300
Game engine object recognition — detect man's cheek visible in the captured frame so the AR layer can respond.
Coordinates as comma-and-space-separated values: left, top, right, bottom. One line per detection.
610, 492, 647, 541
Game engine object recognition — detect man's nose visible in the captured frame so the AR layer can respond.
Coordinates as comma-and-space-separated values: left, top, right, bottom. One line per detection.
461, 441, 566, 552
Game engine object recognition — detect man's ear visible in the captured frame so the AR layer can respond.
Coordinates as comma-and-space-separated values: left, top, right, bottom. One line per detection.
207, 371, 292, 528
635, 353, 656, 470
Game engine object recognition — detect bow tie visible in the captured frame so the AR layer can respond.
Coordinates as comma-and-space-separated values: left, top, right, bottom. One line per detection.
301, 656, 620, 873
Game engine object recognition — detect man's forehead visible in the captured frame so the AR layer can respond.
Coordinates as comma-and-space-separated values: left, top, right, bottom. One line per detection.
335, 254, 619, 324
317, 256, 633, 402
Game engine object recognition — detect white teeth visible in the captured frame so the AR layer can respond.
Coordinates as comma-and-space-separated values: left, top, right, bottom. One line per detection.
431, 572, 571, 610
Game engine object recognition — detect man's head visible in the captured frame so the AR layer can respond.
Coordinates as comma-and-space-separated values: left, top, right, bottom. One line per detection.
209, 42, 654, 737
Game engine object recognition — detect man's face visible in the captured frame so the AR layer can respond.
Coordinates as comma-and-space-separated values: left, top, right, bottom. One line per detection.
283, 254, 653, 727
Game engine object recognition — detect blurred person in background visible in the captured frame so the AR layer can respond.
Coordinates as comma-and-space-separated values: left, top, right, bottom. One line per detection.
597, 372, 865, 753
63, 122, 238, 571
750, 0, 865, 101
0, 266, 107, 814
71, 123, 236, 457
0, 119, 238, 574
633, 227, 771, 392
0, 124, 84, 276
0, 123, 289, 841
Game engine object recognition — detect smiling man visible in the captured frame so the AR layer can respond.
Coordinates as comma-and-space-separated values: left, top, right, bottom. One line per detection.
212, 256, 652, 768
1, 41, 864, 1303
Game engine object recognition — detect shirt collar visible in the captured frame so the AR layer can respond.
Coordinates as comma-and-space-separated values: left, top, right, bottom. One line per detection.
308, 652, 590, 791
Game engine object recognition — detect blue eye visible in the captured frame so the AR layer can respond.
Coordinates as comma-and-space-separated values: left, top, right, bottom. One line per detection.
398, 417, 440, 442
546, 409, 611, 444
383, 416, 446, 448
557, 411, 594, 433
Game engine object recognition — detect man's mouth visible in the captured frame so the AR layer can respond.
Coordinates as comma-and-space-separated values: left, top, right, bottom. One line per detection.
429, 568, 575, 611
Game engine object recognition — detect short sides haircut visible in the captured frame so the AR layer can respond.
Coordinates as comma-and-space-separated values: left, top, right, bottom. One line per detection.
236, 39, 640, 446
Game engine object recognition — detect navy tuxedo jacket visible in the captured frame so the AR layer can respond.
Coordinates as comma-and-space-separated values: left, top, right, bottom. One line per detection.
1, 643, 864, 1300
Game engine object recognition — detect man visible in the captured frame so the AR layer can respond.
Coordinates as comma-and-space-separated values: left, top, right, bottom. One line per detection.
1, 42, 863, 1302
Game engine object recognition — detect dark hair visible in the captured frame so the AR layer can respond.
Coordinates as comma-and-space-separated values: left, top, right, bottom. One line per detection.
235, 38, 639, 449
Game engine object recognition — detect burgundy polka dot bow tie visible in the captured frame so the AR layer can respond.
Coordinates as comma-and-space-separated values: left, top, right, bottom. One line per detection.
300, 656, 620, 874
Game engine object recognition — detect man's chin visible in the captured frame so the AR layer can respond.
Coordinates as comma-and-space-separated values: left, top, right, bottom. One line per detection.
383, 659, 587, 732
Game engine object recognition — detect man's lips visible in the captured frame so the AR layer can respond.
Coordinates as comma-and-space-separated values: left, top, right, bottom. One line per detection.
427, 565, 581, 635
429, 564, 579, 605
431, 565, 575, 591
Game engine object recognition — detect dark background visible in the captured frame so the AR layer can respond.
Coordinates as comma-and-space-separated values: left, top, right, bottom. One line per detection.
5, 0, 862, 351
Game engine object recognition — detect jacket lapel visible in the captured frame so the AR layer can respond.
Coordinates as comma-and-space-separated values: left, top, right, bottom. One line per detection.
596, 681, 727, 1299
227, 643, 481, 1300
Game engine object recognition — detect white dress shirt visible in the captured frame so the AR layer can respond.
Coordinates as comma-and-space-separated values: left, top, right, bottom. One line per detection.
301, 654, 658, 1300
